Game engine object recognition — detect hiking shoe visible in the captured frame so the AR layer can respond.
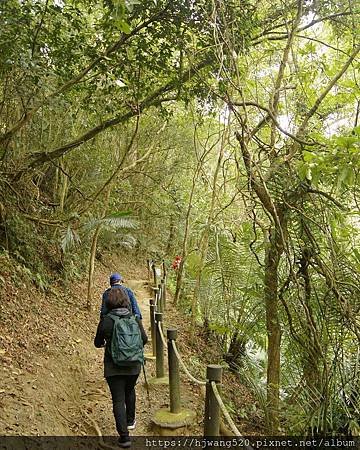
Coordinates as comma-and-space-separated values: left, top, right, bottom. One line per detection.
118, 435, 131, 448
127, 420, 136, 430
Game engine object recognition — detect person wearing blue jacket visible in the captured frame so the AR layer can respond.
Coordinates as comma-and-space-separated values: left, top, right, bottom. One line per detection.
100, 273, 142, 319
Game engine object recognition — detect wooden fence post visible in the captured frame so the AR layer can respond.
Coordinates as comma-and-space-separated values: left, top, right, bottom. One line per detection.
150, 299, 156, 357
152, 263, 158, 287
167, 329, 180, 414
147, 258, 151, 282
204, 365, 222, 436
161, 278, 166, 311
158, 283, 163, 313
155, 312, 165, 379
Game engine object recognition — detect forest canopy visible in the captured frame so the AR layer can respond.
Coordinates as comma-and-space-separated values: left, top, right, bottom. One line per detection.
0, 0, 359, 436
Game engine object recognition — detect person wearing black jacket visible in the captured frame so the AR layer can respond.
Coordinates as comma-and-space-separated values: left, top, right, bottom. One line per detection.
94, 287, 148, 448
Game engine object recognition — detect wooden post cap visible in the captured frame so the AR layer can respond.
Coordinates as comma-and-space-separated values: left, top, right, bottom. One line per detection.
167, 329, 177, 340
206, 365, 222, 382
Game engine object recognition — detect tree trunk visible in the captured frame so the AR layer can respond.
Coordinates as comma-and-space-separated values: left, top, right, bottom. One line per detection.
58, 158, 68, 213
87, 224, 102, 310
190, 231, 209, 331
86, 187, 111, 309
301, 250, 322, 404
264, 223, 283, 434
54, 165, 59, 203
237, 130, 286, 433
166, 215, 176, 256
174, 163, 200, 305
225, 333, 247, 371
174, 134, 215, 306
174, 258, 185, 306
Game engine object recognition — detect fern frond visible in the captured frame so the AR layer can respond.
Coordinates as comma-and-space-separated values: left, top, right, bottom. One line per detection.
84, 212, 138, 231
60, 225, 81, 253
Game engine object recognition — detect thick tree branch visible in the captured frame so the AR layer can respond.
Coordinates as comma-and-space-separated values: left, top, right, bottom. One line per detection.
307, 188, 345, 209
14, 58, 210, 178
298, 11, 355, 33
252, 11, 355, 46
235, 131, 277, 219
22, 214, 64, 226
295, 35, 352, 56
267, 0, 303, 155
271, 1, 303, 118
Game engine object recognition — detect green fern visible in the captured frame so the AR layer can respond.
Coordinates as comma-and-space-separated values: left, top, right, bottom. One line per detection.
60, 225, 81, 253
84, 212, 138, 231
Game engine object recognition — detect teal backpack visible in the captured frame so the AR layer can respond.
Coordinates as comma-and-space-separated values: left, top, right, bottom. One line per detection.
108, 313, 144, 366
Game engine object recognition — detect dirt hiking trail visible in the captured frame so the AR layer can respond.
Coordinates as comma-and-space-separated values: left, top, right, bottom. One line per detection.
0, 258, 204, 438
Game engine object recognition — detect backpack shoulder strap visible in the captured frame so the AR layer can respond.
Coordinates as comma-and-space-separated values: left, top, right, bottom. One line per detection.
103, 287, 111, 297
107, 313, 119, 323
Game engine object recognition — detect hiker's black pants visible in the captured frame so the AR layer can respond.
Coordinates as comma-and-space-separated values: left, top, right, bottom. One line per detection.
106, 374, 139, 436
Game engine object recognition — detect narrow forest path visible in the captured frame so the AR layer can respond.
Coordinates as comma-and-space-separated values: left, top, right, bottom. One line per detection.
0, 260, 176, 437
0, 259, 218, 439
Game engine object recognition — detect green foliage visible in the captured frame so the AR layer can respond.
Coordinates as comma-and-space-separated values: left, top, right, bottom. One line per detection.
0, 212, 62, 284
297, 128, 360, 189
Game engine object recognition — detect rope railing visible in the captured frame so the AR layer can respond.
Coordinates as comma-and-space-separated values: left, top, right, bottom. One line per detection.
156, 303, 206, 386
171, 340, 206, 386
211, 381, 242, 437
211, 380, 255, 449
157, 320, 168, 348
148, 261, 246, 437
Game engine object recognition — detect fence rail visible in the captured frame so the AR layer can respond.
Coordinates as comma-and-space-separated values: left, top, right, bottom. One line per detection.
147, 260, 252, 443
